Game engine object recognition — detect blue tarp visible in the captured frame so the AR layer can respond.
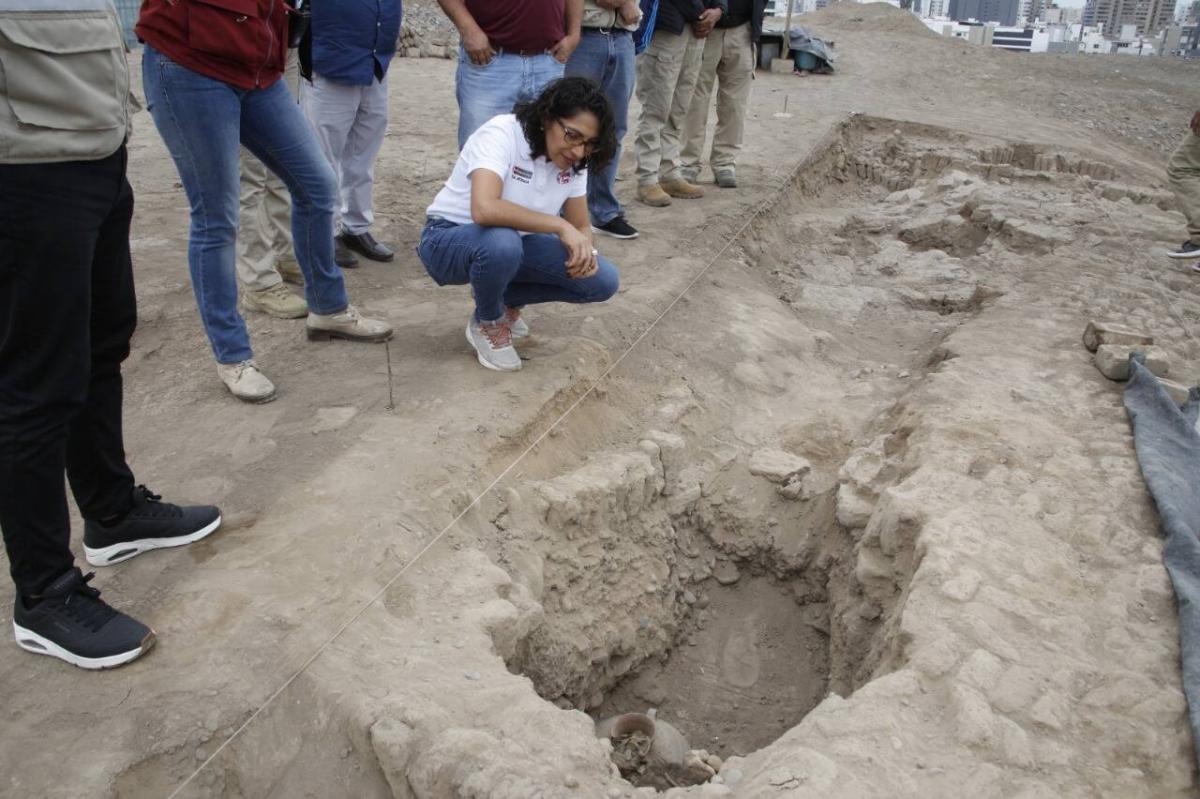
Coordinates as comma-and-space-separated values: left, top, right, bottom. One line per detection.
1124, 357, 1200, 765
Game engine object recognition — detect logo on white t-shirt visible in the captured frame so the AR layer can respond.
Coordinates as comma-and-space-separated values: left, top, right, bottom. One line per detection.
557, 170, 572, 185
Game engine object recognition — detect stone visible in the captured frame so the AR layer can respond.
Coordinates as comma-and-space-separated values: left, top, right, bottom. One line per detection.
770, 57, 794, 74
778, 475, 805, 500
1082, 321, 1153, 352
749, 449, 812, 484
1093, 345, 1170, 381
713, 561, 741, 586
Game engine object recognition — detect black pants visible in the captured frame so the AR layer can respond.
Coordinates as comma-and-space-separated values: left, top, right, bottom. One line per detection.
0, 147, 137, 598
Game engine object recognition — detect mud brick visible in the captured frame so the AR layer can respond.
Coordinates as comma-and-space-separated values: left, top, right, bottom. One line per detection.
1093, 344, 1169, 381
1082, 321, 1153, 353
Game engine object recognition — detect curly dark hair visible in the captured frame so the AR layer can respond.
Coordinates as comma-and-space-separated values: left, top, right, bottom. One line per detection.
513, 76, 618, 174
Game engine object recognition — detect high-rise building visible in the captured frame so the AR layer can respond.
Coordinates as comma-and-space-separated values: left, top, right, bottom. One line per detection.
948, 0, 1019, 25
1089, 0, 1174, 36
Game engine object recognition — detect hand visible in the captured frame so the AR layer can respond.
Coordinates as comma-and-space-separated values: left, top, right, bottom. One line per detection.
559, 224, 597, 277
694, 7, 722, 37
551, 31, 580, 63
1192, 111, 1200, 135
595, 0, 624, 8
462, 26, 495, 65
618, 0, 641, 24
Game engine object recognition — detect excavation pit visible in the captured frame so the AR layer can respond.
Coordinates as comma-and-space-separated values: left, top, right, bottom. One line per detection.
489, 113, 1176, 795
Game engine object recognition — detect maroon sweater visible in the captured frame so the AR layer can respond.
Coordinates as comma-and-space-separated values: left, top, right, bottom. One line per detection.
136, 0, 289, 90
466, 0, 564, 52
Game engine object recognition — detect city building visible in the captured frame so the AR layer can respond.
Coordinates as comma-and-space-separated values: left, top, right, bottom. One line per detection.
948, 0, 1020, 25
1088, 0, 1173, 37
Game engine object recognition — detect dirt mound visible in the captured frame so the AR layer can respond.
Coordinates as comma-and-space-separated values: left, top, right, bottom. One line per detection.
801, 1, 943, 38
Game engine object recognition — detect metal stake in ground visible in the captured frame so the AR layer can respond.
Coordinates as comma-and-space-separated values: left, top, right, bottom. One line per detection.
384, 340, 395, 411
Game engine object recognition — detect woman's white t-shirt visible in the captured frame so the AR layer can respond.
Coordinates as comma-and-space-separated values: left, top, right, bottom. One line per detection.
425, 114, 588, 232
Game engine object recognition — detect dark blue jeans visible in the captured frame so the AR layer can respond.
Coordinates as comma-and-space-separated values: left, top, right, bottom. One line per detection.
142, 45, 348, 364
417, 218, 619, 323
565, 29, 636, 225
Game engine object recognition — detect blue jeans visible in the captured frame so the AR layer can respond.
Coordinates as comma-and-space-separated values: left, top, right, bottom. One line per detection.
142, 46, 348, 364
417, 219, 619, 322
565, 30, 635, 226
455, 47, 564, 149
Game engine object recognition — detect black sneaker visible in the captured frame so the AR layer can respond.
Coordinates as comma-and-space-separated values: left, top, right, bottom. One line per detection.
83, 485, 221, 567
13, 568, 155, 669
592, 216, 639, 240
1167, 240, 1200, 260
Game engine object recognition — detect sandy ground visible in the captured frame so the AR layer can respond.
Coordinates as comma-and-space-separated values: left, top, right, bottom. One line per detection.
2, 5, 1200, 797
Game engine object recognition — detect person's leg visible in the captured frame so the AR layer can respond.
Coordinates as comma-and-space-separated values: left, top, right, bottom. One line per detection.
64, 155, 138, 526
417, 220, 523, 322
567, 31, 636, 226
339, 74, 389, 237
1167, 133, 1200, 245
680, 28, 723, 177
710, 24, 754, 176
302, 73, 361, 236
661, 26, 707, 184
455, 50, 524, 149
236, 150, 286, 292
142, 45, 251, 365
240, 78, 350, 316
0, 155, 118, 598
634, 31, 691, 188
502, 233, 620, 308
524, 51, 567, 103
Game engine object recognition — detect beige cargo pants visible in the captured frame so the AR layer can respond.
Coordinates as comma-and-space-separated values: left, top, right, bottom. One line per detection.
634, 26, 706, 186
236, 52, 300, 291
681, 22, 755, 176
1167, 132, 1200, 243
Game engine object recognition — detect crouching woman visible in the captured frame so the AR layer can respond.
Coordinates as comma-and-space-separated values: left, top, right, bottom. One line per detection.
419, 77, 621, 372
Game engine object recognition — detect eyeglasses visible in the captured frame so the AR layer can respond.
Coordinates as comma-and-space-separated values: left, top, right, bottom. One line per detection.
555, 119, 600, 153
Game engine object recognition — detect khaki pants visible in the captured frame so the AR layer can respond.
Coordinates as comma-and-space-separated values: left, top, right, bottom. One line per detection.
634, 26, 706, 186
1168, 132, 1200, 243
681, 23, 754, 175
236, 51, 300, 291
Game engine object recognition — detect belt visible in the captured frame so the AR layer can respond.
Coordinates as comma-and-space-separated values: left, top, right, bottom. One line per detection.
498, 46, 550, 57
583, 27, 633, 36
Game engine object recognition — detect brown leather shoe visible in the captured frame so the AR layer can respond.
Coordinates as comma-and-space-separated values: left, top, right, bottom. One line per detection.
661, 178, 705, 199
637, 183, 672, 207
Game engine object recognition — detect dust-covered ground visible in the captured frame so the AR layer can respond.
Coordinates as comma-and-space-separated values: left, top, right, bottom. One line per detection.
2, 4, 1200, 798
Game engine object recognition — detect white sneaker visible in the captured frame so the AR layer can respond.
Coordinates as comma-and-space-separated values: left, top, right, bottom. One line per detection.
466, 317, 521, 371
504, 306, 530, 339
216, 360, 276, 403
306, 304, 393, 342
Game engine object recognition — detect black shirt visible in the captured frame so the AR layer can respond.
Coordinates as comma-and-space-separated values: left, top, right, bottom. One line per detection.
720, 0, 753, 27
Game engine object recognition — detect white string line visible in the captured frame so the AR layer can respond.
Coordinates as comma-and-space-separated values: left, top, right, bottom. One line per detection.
167, 121, 839, 799
1094, 198, 1200, 354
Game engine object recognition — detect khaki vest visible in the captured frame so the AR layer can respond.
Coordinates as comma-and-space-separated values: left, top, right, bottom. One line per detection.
0, 0, 129, 164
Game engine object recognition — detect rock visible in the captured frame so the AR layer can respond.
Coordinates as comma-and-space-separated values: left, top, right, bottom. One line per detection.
713, 561, 741, 586
770, 57, 793, 74
683, 591, 697, 605
778, 475, 805, 500
1093, 345, 1170, 381
721, 767, 744, 786
749, 448, 812, 484
1082, 321, 1153, 352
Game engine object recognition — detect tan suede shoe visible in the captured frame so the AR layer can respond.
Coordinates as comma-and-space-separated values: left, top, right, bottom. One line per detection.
661, 177, 705, 199
636, 183, 672, 207
240, 283, 307, 319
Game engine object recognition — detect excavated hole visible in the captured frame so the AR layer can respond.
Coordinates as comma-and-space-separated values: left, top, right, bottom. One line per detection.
501, 115, 1136, 791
